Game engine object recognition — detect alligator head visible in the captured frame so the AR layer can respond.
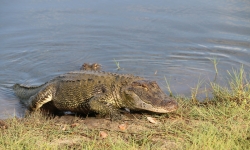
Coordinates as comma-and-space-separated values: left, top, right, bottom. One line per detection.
123, 80, 178, 113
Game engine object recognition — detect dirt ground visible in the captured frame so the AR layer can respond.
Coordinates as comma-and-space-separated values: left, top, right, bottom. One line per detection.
0, 112, 180, 149
52, 113, 179, 148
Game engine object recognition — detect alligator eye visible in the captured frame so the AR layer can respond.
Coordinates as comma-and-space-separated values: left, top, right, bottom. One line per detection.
128, 87, 133, 91
132, 82, 141, 86
150, 81, 158, 87
141, 84, 148, 91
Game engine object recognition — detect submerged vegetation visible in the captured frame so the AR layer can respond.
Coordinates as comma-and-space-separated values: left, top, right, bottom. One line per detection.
0, 64, 249, 150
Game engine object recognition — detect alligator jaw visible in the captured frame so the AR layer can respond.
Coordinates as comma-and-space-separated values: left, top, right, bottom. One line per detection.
133, 97, 178, 113
136, 101, 178, 113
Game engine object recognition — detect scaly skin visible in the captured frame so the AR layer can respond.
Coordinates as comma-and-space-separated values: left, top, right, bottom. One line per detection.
13, 69, 178, 119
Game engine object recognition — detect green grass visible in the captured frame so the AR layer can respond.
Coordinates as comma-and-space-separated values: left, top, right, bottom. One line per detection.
113, 59, 121, 70
209, 57, 219, 75
0, 65, 250, 150
210, 65, 250, 107
164, 76, 173, 97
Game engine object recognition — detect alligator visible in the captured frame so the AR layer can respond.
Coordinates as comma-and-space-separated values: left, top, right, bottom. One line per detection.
13, 63, 178, 120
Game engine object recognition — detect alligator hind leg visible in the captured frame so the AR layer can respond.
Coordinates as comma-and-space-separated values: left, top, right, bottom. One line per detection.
27, 85, 55, 111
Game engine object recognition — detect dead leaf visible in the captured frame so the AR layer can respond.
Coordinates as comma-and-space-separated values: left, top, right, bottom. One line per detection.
99, 131, 108, 138
118, 124, 127, 130
61, 124, 67, 131
0, 120, 7, 129
147, 117, 158, 124
71, 123, 79, 128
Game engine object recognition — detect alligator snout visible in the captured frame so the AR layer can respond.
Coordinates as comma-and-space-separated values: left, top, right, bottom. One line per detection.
160, 99, 178, 112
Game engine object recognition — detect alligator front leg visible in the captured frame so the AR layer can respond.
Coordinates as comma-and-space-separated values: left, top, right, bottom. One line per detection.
88, 97, 121, 120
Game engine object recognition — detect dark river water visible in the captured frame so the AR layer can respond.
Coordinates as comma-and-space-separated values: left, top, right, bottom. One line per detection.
0, 0, 250, 118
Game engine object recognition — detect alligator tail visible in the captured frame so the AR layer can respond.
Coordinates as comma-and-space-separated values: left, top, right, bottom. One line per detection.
13, 83, 45, 101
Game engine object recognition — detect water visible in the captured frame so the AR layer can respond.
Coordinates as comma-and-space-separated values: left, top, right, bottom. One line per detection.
0, 0, 249, 118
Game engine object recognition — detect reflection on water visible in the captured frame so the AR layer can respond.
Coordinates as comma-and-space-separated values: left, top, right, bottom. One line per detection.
0, 0, 249, 118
